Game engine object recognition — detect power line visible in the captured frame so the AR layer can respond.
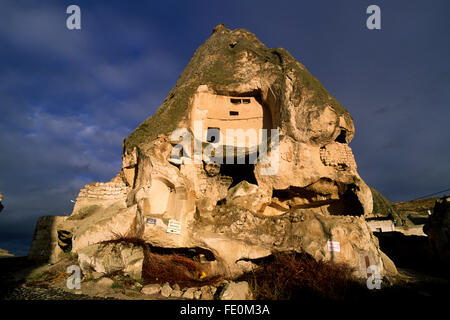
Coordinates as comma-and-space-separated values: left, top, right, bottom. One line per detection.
413, 188, 450, 200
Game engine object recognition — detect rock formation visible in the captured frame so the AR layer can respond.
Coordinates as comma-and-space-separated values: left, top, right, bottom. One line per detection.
29, 25, 397, 281
366, 188, 428, 236
424, 196, 450, 265
394, 196, 437, 226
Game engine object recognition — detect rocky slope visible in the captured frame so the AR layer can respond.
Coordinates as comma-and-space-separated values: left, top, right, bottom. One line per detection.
394, 197, 438, 226
370, 187, 401, 223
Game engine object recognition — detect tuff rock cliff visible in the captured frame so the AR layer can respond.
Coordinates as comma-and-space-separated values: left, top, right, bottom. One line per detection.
29, 25, 397, 281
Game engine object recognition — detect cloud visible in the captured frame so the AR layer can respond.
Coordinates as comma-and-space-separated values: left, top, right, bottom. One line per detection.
1, 0, 450, 256
0, 1, 182, 255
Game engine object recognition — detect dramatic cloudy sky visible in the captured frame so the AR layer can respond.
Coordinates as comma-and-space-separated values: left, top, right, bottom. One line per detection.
0, 0, 449, 255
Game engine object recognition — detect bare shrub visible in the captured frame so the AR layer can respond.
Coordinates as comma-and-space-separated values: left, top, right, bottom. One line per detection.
239, 251, 365, 300
142, 246, 221, 289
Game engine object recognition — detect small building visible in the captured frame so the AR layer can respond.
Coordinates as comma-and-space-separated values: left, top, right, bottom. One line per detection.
366, 219, 396, 233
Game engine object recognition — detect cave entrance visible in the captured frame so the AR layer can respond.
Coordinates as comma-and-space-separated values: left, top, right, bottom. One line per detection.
326, 184, 365, 216
335, 129, 347, 143
219, 153, 258, 188
272, 183, 364, 216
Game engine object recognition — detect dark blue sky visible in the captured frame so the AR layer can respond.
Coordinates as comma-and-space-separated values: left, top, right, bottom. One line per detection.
0, 0, 449, 255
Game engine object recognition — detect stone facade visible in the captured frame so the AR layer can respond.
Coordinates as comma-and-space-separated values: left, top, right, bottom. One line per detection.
320, 143, 357, 171
189, 87, 272, 150
71, 181, 129, 218
366, 219, 396, 233
76, 182, 128, 201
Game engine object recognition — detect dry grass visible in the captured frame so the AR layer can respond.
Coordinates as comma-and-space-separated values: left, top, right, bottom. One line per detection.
142, 246, 222, 289
101, 233, 221, 289
25, 270, 71, 288
101, 233, 146, 247
239, 252, 365, 300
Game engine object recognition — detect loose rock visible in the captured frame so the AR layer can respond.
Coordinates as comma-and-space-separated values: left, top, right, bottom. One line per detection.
182, 287, 196, 299
219, 281, 251, 300
160, 283, 172, 297
141, 284, 160, 295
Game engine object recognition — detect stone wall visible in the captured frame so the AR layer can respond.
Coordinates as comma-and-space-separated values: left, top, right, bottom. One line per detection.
367, 219, 396, 233
72, 181, 129, 216
368, 219, 426, 236
320, 143, 357, 171
77, 182, 128, 201
188, 86, 271, 149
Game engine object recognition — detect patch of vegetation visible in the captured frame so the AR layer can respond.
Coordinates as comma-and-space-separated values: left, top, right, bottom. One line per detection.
61, 251, 78, 264
238, 252, 365, 300
111, 281, 124, 290
144, 250, 200, 283
124, 290, 140, 298
124, 83, 197, 151
142, 246, 222, 289
370, 187, 402, 225
25, 270, 70, 288
100, 232, 147, 247
25, 271, 52, 287
393, 197, 439, 216
278, 50, 348, 117
98, 233, 221, 289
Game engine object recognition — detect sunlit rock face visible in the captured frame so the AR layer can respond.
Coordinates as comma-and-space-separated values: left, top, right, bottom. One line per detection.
30, 25, 397, 279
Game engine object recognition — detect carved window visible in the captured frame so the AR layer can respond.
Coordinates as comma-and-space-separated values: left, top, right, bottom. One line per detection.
207, 127, 220, 143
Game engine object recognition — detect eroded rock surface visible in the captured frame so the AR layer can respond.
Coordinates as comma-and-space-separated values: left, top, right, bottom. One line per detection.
29, 25, 394, 281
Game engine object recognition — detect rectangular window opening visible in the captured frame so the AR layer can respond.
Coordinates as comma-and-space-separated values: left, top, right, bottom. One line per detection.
230, 98, 241, 104
207, 127, 220, 143
242, 99, 251, 104
229, 111, 239, 116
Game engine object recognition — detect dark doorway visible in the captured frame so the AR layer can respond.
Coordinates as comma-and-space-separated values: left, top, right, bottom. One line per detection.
219, 154, 257, 188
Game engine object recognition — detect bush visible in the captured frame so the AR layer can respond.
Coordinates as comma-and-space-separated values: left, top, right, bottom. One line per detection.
142, 246, 221, 289
103, 233, 222, 289
239, 252, 365, 300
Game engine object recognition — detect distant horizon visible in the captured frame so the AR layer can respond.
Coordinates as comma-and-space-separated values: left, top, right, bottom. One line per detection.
1, 0, 449, 256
